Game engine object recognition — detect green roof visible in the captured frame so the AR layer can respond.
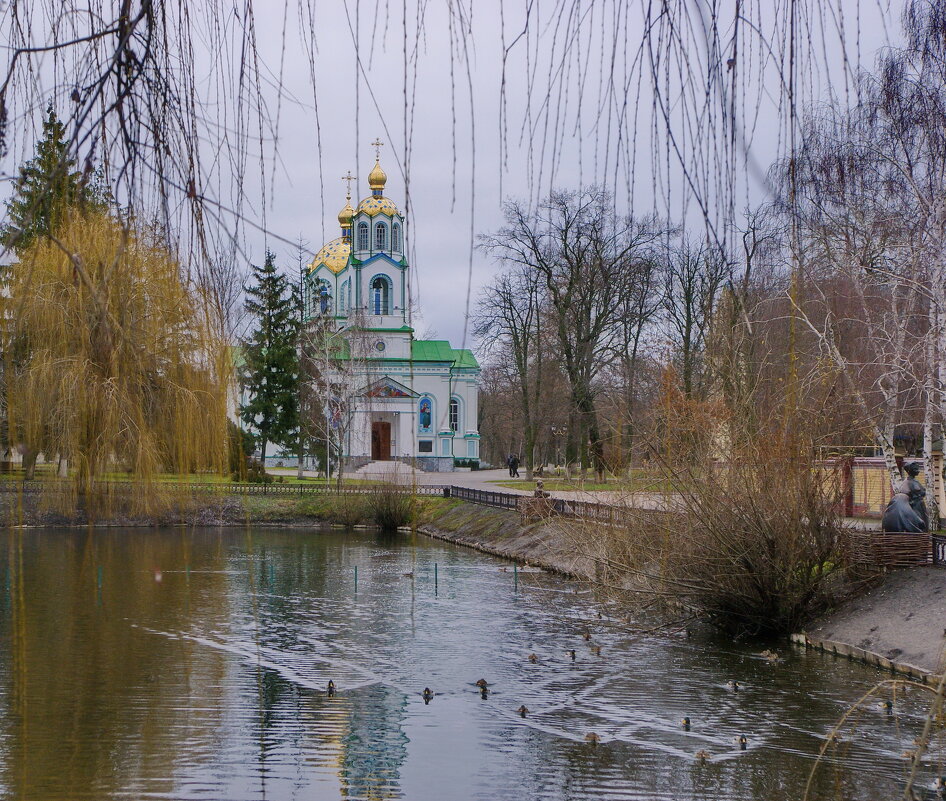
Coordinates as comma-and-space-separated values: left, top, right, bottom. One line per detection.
454, 348, 479, 369
328, 337, 479, 370
411, 340, 455, 361
411, 340, 479, 369
327, 336, 350, 359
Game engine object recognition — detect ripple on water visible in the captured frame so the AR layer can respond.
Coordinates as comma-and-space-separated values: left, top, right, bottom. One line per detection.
0, 527, 942, 801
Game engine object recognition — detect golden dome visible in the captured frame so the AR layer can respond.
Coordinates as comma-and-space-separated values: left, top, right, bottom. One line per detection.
356, 195, 399, 217
337, 197, 355, 228
368, 159, 387, 191
308, 236, 351, 274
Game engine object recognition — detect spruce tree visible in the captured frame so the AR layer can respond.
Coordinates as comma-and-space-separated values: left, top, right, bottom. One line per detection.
239, 250, 300, 465
1, 105, 100, 253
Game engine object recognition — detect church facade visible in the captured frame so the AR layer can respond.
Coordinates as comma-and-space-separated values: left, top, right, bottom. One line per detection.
303, 153, 480, 471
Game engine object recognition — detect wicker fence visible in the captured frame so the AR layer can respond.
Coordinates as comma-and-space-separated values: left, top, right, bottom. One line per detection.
845, 530, 938, 569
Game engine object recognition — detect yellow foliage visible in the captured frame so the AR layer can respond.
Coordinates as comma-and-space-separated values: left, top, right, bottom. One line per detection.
6, 212, 229, 513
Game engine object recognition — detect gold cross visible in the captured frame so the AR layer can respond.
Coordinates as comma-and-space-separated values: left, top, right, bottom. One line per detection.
341, 170, 355, 199
371, 137, 384, 159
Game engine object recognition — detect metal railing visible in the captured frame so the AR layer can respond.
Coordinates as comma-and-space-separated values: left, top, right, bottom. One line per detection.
444, 485, 520, 509
441, 485, 656, 527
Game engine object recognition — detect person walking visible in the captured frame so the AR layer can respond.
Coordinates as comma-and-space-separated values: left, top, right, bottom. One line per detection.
510, 454, 520, 478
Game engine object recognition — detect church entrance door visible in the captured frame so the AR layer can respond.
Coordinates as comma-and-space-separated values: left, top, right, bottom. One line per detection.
371, 422, 391, 461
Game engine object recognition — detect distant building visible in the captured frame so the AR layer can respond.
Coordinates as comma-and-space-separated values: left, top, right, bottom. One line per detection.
303, 150, 479, 471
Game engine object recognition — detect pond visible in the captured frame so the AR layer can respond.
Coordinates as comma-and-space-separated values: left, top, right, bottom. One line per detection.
0, 527, 940, 800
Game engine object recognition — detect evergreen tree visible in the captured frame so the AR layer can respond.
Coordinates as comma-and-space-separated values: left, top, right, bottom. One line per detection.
1, 105, 101, 253
239, 250, 300, 465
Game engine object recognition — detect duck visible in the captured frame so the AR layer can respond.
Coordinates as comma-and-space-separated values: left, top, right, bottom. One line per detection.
881, 699, 893, 712
327, 680, 336, 697
480, 686, 490, 699
736, 734, 748, 750
934, 776, 946, 793
681, 717, 691, 730
585, 732, 601, 745
422, 687, 434, 704
583, 631, 593, 641
590, 645, 602, 656
727, 680, 740, 691
758, 649, 779, 662
903, 750, 918, 761
517, 705, 529, 718
475, 678, 489, 688
695, 749, 711, 763
402, 571, 414, 578
568, 649, 577, 661
528, 653, 538, 664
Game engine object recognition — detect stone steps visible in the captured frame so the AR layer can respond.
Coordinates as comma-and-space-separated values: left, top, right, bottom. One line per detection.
351, 460, 425, 482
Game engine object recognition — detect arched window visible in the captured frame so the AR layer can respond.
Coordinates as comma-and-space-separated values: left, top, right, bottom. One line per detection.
449, 398, 460, 432
318, 280, 332, 315
375, 222, 388, 251
392, 223, 401, 252
339, 280, 349, 313
371, 275, 390, 315
357, 222, 369, 252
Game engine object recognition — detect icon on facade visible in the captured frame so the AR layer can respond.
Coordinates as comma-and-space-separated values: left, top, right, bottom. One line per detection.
419, 397, 432, 430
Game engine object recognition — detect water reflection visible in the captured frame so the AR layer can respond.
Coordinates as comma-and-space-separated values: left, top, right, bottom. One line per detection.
0, 527, 942, 800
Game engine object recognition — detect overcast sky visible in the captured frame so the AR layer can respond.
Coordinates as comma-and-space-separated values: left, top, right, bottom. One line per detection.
0, 0, 901, 350
245, 0, 899, 349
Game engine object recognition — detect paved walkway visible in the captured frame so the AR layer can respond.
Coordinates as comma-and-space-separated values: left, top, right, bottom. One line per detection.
271, 464, 672, 508
269, 463, 882, 522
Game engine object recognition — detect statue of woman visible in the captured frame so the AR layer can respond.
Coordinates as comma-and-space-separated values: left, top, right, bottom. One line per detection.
881, 461, 928, 533
902, 461, 928, 531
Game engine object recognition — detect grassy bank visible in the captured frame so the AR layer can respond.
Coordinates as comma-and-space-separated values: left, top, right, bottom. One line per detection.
417, 502, 597, 578
0, 485, 459, 529
240, 492, 460, 528
0, 465, 382, 486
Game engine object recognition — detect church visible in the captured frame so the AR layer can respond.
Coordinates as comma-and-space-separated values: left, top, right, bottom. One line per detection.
303, 146, 480, 471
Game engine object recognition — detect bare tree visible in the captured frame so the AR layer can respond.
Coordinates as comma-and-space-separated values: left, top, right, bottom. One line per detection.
473, 264, 546, 478
606, 246, 662, 469
481, 188, 666, 481
663, 239, 729, 399
774, 0, 946, 516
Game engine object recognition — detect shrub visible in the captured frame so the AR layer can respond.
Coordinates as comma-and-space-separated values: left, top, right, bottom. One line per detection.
330, 492, 372, 527
369, 484, 415, 531
244, 458, 272, 484
589, 391, 853, 638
